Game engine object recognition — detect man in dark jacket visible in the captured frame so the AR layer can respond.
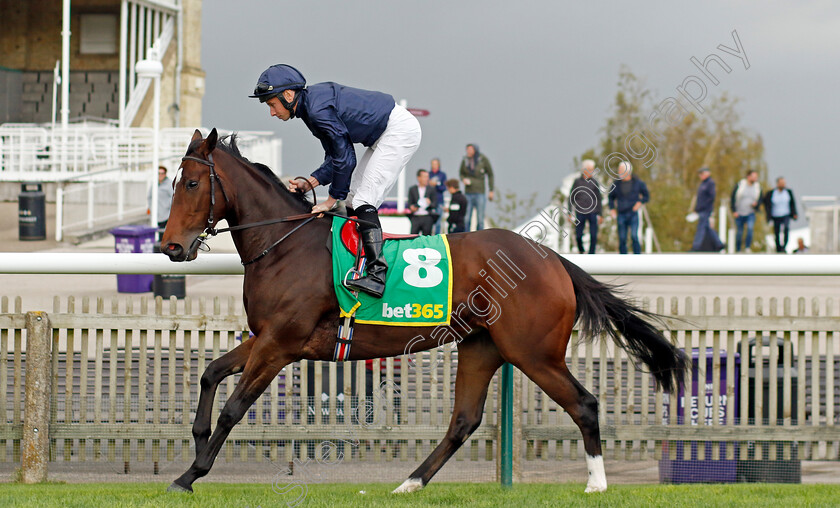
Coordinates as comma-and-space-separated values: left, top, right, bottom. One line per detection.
608, 162, 649, 254
763, 177, 798, 253
691, 167, 726, 252
429, 158, 447, 234
459, 144, 494, 231
251, 64, 421, 298
407, 169, 439, 235
568, 159, 603, 254
445, 179, 468, 233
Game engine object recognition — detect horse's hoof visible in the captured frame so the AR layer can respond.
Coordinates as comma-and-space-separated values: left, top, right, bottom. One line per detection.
167, 482, 193, 493
392, 478, 423, 494
584, 484, 607, 493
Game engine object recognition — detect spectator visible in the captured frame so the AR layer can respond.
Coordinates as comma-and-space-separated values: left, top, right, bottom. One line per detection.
568, 159, 603, 254
763, 177, 798, 253
608, 162, 649, 254
794, 238, 809, 254
459, 144, 494, 231
407, 169, 438, 235
691, 167, 726, 252
445, 179, 467, 233
147, 165, 173, 237
429, 158, 447, 234
730, 169, 762, 252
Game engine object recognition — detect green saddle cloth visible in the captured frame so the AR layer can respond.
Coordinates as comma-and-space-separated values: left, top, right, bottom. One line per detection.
331, 216, 452, 326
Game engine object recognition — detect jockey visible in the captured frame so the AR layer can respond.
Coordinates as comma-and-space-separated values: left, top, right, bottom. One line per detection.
250, 64, 421, 298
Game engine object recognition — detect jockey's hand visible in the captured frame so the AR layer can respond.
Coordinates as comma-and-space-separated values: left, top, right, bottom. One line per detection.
289, 176, 319, 194
311, 196, 338, 214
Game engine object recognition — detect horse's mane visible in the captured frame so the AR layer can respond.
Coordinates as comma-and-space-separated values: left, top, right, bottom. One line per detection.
187, 133, 313, 209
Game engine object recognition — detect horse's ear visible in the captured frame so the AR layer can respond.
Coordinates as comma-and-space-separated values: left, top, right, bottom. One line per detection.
203, 128, 218, 153
191, 129, 203, 143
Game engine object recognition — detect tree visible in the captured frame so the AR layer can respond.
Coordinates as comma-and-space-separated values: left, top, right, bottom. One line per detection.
486, 189, 538, 230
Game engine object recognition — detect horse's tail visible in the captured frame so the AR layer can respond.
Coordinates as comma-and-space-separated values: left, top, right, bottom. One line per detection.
557, 255, 689, 393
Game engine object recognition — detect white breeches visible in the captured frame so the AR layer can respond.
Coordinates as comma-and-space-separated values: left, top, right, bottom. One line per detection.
347, 105, 422, 210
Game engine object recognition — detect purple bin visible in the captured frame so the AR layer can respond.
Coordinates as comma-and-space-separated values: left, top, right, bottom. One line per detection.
659, 348, 740, 483
110, 225, 157, 293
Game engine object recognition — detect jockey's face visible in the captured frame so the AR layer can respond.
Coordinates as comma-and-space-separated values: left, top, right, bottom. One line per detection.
266, 90, 297, 121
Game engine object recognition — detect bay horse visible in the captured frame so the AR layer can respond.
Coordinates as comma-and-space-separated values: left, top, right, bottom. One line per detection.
161, 128, 688, 494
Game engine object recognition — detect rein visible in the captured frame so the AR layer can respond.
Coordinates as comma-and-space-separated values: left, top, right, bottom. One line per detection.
180, 153, 378, 265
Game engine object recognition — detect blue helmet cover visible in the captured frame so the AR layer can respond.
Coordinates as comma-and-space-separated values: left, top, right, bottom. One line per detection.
249, 64, 306, 99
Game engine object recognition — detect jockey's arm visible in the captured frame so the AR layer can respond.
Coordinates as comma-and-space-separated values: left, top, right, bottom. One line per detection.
307, 105, 356, 203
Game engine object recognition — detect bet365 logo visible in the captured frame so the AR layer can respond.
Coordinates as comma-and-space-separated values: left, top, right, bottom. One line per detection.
381, 302, 445, 319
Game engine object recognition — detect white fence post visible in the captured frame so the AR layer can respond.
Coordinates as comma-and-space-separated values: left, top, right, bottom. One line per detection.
55, 186, 64, 242
87, 180, 95, 229
118, 178, 125, 221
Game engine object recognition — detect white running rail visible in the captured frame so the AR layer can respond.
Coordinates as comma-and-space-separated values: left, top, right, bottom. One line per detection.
1, 253, 839, 276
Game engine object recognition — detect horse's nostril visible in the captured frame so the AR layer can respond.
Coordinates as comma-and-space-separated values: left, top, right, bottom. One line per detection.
162, 243, 184, 260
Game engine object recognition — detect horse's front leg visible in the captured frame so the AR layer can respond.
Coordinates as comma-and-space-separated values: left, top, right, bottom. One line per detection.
192, 338, 254, 457
170, 338, 289, 492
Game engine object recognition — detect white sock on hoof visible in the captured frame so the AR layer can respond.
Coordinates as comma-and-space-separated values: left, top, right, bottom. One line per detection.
392, 478, 424, 494
584, 454, 607, 493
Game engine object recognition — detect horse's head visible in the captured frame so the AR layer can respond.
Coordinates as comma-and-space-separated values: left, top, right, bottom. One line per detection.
161, 128, 228, 261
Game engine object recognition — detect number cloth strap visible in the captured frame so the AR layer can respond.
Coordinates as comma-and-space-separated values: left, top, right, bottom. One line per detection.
331, 216, 453, 326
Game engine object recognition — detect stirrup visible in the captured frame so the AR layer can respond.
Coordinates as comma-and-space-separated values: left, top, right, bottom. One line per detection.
343, 268, 364, 289
346, 275, 385, 298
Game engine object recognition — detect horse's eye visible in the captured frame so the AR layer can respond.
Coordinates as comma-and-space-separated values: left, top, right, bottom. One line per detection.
186, 180, 199, 190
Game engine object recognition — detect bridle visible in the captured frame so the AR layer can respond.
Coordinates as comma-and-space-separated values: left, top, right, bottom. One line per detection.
181, 152, 226, 235
178, 152, 373, 265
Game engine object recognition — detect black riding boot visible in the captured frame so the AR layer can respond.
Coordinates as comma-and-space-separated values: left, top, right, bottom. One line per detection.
346, 228, 388, 298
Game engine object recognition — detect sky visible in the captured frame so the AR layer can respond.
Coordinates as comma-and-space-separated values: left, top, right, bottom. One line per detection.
200, 1, 840, 221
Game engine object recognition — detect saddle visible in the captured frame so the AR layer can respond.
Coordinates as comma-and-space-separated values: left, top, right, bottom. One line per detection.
339, 218, 417, 256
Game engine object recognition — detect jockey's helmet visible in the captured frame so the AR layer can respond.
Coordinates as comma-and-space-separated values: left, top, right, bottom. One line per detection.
249, 64, 306, 103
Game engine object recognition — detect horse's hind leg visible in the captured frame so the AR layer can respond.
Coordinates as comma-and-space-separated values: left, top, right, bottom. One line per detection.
170, 338, 288, 492
193, 338, 254, 457
393, 335, 503, 494
516, 359, 606, 493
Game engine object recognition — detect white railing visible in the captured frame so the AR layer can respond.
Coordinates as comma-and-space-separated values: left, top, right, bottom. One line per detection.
56, 175, 149, 241
0, 125, 281, 181
1, 123, 282, 241
121, 0, 178, 127
1, 253, 839, 276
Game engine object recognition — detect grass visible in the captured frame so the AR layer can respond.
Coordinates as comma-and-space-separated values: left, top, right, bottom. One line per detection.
1, 482, 839, 507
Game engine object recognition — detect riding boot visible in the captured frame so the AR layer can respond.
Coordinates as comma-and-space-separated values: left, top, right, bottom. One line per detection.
346, 228, 388, 298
